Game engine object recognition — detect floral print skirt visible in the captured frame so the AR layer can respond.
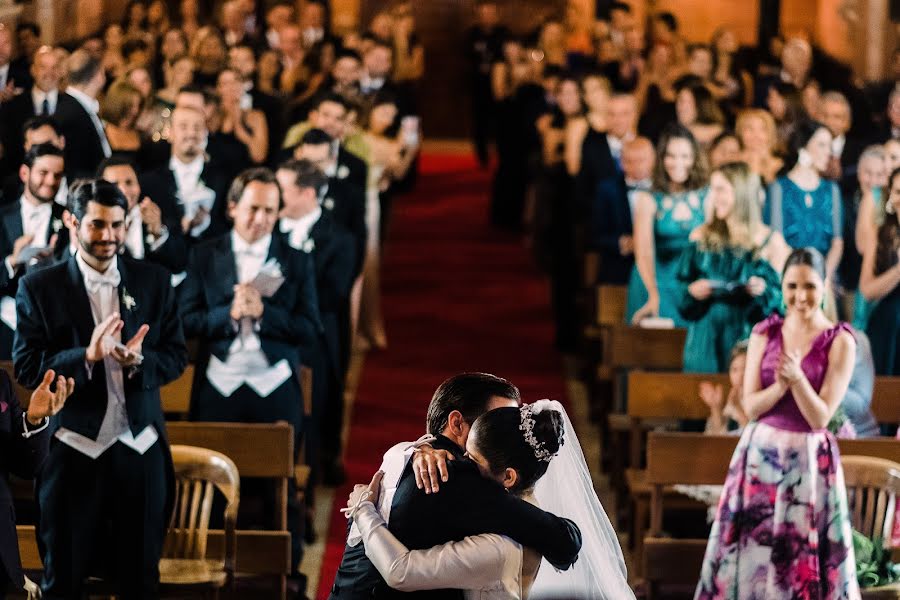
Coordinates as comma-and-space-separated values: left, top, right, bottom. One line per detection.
695, 421, 860, 600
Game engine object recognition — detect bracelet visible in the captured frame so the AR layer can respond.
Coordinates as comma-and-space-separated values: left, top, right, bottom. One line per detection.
340, 490, 374, 519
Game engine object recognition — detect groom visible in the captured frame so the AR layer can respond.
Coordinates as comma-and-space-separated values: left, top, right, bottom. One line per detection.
329, 372, 582, 599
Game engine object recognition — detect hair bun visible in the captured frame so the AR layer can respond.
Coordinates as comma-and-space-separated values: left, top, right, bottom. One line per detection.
531, 409, 565, 457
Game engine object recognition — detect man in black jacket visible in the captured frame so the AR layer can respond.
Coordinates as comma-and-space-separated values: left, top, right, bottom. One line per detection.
329, 373, 582, 599
13, 178, 187, 599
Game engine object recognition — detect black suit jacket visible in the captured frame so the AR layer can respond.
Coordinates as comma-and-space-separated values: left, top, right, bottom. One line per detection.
13, 256, 188, 440
139, 160, 231, 243
54, 92, 108, 180
323, 178, 367, 276
330, 435, 583, 599
0, 89, 38, 175
179, 232, 322, 383
337, 145, 368, 192
0, 369, 48, 589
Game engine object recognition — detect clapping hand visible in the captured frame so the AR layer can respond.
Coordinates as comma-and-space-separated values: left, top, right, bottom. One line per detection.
26, 369, 74, 425
139, 198, 163, 236
778, 349, 804, 386
746, 276, 766, 297
85, 313, 124, 364
112, 324, 149, 367
412, 445, 454, 494
344, 471, 384, 517
230, 284, 264, 321
688, 279, 713, 300
181, 206, 209, 234
698, 381, 725, 412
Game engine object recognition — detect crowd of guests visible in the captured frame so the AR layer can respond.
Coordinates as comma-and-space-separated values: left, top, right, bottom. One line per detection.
0, 1, 423, 597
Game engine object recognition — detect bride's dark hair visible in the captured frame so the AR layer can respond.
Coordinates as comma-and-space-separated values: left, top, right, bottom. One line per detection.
471, 406, 565, 494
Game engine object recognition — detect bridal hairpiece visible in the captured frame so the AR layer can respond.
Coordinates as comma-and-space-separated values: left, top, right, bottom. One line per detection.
519, 405, 555, 462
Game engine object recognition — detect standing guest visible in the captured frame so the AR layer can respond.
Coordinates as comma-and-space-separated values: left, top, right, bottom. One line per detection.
12, 22, 41, 81
146, 0, 171, 40
465, 0, 508, 168
155, 28, 188, 85
699, 341, 750, 435
675, 83, 725, 150
178, 0, 202, 40
677, 162, 785, 373
710, 27, 750, 118
0, 117, 67, 207
179, 167, 320, 574
13, 178, 188, 599
707, 131, 742, 168
121, 0, 148, 38
228, 44, 284, 162
100, 80, 149, 168
101, 25, 127, 82
859, 167, 900, 375
621, 136, 655, 212
695, 248, 859, 599
627, 124, 709, 325
216, 68, 268, 165
0, 25, 29, 105
189, 26, 228, 88
766, 120, 844, 285
735, 108, 783, 183
390, 3, 425, 86
98, 156, 187, 274
820, 91, 865, 196
766, 81, 806, 152
262, 3, 295, 52
153, 54, 194, 115
54, 50, 111, 180
564, 73, 610, 177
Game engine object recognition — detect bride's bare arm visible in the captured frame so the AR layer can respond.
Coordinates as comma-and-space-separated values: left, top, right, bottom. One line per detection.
354, 502, 515, 591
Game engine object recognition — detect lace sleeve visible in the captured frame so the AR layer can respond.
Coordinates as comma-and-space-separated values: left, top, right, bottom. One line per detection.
354, 503, 517, 592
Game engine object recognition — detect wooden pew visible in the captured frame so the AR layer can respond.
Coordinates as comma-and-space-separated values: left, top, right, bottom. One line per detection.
161, 364, 194, 418
872, 376, 900, 426
0, 360, 36, 408
642, 432, 900, 598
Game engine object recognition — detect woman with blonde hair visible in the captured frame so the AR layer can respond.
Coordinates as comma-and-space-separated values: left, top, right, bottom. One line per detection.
677, 161, 787, 372
736, 108, 783, 183
100, 78, 147, 165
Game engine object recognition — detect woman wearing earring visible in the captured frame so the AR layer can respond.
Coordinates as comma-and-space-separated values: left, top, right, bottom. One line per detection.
696, 247, 859, 599
627, 124, 709, 326
766, 121, 843, 290
860, 167, 900, 375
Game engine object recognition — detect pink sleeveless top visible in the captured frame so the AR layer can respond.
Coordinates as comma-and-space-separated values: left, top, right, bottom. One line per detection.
754, 314, 854, 432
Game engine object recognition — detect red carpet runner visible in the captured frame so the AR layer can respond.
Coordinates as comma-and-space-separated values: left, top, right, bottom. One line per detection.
316, 152, 568, 597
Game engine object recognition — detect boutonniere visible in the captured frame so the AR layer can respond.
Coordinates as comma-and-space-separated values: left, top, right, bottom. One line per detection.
302, 238, 315, 253
122, 288, 137, 312
337, 165, 350, 180
323, 197, 335, 211
52, 218, 63, 233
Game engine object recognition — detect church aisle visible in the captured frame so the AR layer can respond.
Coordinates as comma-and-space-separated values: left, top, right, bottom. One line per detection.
315, 151, 569, 597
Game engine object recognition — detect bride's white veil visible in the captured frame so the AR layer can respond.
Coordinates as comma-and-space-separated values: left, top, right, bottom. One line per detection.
529, 399, 635, 600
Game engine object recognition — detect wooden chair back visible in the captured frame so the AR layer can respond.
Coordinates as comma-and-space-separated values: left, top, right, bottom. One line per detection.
607, 325, 686, 370
596, 285, 628, 326
842, 455, 900, 544
0, 360, 35, 408
164, 445, 240, 570
871, 377, 900, 426
161, 365, 195, 417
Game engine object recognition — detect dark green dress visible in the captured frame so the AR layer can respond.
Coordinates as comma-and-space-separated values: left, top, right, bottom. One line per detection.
676, 242, 782, 373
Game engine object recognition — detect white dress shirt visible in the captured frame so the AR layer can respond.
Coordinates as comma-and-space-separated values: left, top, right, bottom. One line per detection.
65, 87, 112, 158
170, 155, 213, 237
831, 134, 846, 159
205, 231, 292, 398
124, 204, 170, 261
280, 207, 321, 250
54, 253, 158, 459
31, 87, 58, 115
3, 196, 54, 277
0, 64, 9, 91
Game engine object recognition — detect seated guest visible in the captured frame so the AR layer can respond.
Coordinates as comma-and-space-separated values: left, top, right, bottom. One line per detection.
677, 162, 784, 373
98, 156, 187, 273
842, 329, 879, 437
180, 167, 321, 575
0, 144, 68, 359
699, 340, 750, 435
295, 128, 367, 276
1, 116, 67, 205
276, 158, 356, 486
140, 106, 230, 242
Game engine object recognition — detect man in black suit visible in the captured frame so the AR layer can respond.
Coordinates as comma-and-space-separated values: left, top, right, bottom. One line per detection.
0, 144, 69, 360
53, 50, 111, 180
0, 368, 72, 600
0, 116, 66, 206
276, 158, 356, 488
295, 129, 367, 277
464, 1, 507, 168
0, 46, 62, 178
329, 373, 582, 599
140, 107, 231, 243
98, 157, 188, 274
13, 178, 188, 599
820, 90, 867, 197
0, 25, 29, 105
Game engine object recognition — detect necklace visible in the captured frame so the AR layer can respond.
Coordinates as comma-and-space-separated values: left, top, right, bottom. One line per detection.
804, 193, 813, 208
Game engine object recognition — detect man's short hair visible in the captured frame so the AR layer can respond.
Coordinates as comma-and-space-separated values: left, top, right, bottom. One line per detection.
311, 91, 349, 113
278, 158, 328, 193
334, 48, 362, 64
68, 178, 128, 221
821, 90, 850, 112
23, 142, 64, 169
96, 156, 138, 178
23, 115, 63, 137
300, 128, 334, 146
121, 36, 150, 61
610, 1, 631, 13
66, 49, 102, 87
226, 167, 281, 206
16, 22, 40, 37
425, 373, 521, 435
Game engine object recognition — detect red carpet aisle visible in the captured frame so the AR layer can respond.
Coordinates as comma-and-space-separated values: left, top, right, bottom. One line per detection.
317, 152, 568, 597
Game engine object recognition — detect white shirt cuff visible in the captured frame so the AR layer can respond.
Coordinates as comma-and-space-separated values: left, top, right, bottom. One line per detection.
4, 256, 16, 279
85, 360, 95, 380
21, 412, 49, 438
147, 226, 170, 252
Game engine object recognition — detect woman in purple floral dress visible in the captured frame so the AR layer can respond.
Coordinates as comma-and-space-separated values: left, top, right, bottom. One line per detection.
696, 247, 860, 600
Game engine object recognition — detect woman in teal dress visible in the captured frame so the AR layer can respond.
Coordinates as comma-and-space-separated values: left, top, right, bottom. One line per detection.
626, 124, 709, 325
678, 162, 787, 373
853, 146, 889, 330
860, 166, 900, 375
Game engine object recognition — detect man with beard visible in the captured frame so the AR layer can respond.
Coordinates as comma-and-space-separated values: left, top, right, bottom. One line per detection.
13, 178, 187, 598
0, 143, 68, 359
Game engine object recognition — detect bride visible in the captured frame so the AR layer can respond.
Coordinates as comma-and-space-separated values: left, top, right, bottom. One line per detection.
345, 401, 634, 599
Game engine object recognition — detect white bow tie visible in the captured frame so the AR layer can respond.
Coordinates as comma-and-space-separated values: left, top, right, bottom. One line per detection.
83, 267, 121, 293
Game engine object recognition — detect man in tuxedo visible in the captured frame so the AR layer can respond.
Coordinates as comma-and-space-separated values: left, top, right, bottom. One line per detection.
0, 144, 69, 359
0, 25, 28, 105
276, 158, 356, 488
329, 373, 582, 599
13, 178, 187, 599
464, 1, 508, 168
295, 129, 367, 277
0, 368, 72, 600
54, 50, 111, 180
0, 116, 67, 206
0, 46, 62, 177
820, 91, 866, 196
180, 167, 321, 575
262, 3, 295, 52
98, 157, 188, 274
140, 107, 230, 243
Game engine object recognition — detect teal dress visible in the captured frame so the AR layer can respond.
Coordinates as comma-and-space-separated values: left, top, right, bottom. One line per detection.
676, 241, 782, 373
625, 188, 707, 325
854, 188, 884, 330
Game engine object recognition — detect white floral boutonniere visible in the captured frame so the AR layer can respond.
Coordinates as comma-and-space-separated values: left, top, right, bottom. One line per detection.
337, 165, 350, 180
302, 238, 315, 253
51, 218, 63, 233
122, 288, 137, 312
323, 197, 335, 211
